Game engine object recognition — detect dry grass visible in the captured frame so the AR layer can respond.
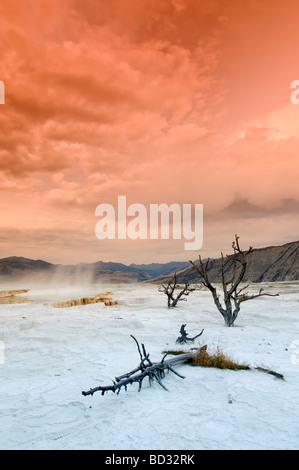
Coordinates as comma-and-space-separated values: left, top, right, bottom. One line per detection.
164, 346, 250, 371
52, 292, 118, 308
191, 346, 250, 370
162, 349, 187, 356
164, 346, 284, 379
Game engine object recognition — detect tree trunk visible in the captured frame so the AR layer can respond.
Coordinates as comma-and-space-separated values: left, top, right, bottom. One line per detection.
222, 313, 235, 327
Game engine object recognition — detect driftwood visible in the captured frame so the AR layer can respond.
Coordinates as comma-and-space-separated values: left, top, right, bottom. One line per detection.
81, 331, 284, 397
82, 335, 202, 396
176, 324, 204, 344
254, 366, 284, 380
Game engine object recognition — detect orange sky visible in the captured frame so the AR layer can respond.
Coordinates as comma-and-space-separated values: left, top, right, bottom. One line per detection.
0, 0, 299, 264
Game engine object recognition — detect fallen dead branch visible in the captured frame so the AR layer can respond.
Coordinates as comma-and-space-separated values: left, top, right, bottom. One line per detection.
254, 366, 284, 380
82, 331, 284, 397
176, 324, 204, 344
82, 335, 203, 396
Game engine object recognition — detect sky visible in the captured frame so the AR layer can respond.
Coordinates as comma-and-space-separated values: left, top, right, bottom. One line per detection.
0, 0, 299, 264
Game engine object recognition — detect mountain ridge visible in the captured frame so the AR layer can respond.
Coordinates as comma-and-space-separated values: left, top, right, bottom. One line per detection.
0, 239, 298, 285
158, 240, 299, 284
0, 256, 189, 284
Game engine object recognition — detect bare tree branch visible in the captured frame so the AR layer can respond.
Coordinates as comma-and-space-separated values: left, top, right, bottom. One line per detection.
189, 235, 279, 327
159, 272, 199, 308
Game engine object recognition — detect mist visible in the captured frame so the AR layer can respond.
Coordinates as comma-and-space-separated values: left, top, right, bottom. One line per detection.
0, 263, 98, 291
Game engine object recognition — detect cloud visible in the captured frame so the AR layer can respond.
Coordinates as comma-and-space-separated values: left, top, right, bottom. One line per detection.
0, 0, 224, 186
0, 0, 298, 262
213, 197, 299, 220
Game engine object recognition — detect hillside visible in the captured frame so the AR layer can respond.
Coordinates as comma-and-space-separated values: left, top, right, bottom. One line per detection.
0, 256, 189, 285
162, 240, 299, 284
0, 241, 298, 286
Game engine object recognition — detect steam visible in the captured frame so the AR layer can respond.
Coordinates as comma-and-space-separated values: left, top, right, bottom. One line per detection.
47, 263, 97, 288
0, 263, 98, 290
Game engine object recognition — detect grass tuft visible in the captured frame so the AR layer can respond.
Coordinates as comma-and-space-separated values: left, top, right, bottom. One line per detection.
191, 346, 250, 370
164, 346, 284, 379
162, 349, 187, 356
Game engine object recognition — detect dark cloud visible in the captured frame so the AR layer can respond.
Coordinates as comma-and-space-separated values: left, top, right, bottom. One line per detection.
215, 198, 299, 220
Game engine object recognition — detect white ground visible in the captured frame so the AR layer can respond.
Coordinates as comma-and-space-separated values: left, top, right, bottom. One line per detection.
0, 281, 299, 450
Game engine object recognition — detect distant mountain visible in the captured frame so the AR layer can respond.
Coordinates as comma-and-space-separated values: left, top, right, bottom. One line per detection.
0, 256, 53, 276
1, 240, 298, 287
0, 256, 189, 285
129, 261, 189, 277
158, 240, 299, 284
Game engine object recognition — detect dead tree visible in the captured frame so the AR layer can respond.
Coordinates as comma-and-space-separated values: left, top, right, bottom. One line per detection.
159, 272, 198, 308
176, 324, 204, 344
82, 335, 203, 396
189, 234, 279, 327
